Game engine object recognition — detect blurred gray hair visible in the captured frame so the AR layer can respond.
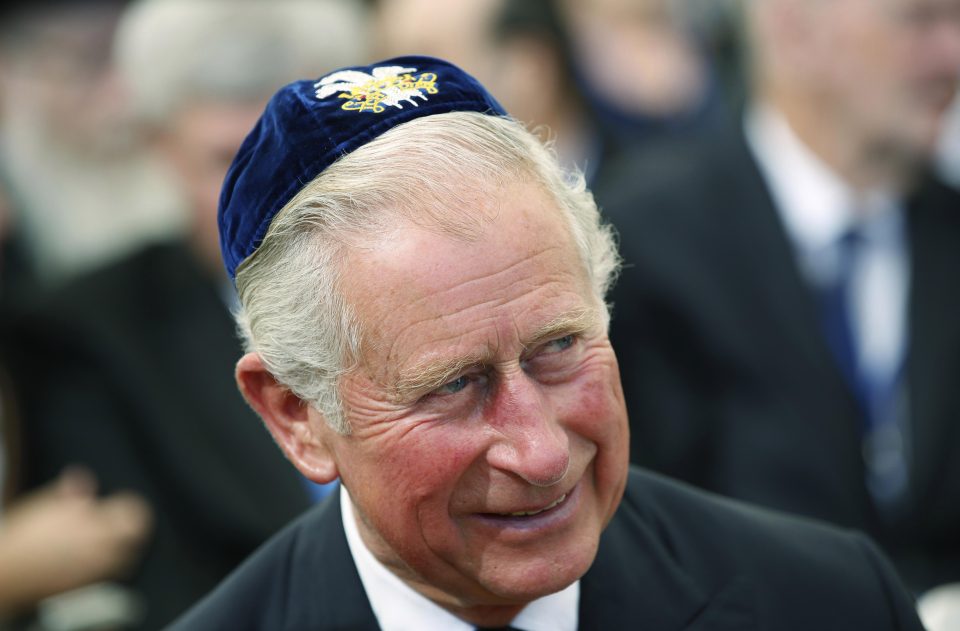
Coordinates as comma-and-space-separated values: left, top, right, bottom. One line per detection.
234, 112, 621, 433
113, 0, 371, 124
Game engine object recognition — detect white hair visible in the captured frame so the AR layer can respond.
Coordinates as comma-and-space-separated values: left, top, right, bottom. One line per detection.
235, 112, 620, 433
113, 0, 371, 124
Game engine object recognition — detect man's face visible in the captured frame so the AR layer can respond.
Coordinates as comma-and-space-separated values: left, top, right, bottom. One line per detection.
317, 180, 629, 609
813, 0, 960, 159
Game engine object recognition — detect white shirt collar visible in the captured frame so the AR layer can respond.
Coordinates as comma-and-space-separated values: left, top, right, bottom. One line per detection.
745, 102, 858, 253
340, 487, 580, 631
744, 103, 903, 282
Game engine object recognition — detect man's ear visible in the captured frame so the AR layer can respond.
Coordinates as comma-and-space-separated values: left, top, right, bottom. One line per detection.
235, 353, 339, 484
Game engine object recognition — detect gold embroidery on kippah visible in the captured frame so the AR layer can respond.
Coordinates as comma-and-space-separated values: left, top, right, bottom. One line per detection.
314, 66, 439, 113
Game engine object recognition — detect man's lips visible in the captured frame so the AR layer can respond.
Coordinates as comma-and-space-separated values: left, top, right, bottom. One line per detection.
475, 480, 581, 522
486, 492, 569, 518
464, 480, 584, 538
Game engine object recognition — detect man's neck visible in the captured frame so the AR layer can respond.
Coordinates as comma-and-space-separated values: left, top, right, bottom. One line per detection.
762, 91, 918, 195
340, 487, 580, 631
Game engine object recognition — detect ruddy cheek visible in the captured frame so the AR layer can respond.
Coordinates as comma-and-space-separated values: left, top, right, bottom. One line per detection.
376, 436, 484, 546
557, 366, 629, 500
557, 364, 624, 432
381, 430, 483, 493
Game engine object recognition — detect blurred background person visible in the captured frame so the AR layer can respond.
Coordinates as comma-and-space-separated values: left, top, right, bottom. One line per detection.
368, 0, 740, 184
368, 0, 604, 172
484, 0, 604, 182
1, 150, 151, 630
11, 1, 372, 628
600, 0, 960, 601
368, 0, 502, 83
557, 0, 740, 163
0, 0, 183, 289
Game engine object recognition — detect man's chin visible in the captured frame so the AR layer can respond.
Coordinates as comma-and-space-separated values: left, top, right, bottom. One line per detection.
475, 540, 598, 603
485, 575, 579, 603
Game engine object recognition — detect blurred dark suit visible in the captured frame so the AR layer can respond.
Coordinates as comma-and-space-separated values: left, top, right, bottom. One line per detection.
598, 122, 960, 593
14, 241, 312, 629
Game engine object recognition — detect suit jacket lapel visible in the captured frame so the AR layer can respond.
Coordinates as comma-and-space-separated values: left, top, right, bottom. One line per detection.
290, 489, 381, 631
720, 127, 856, 398
580, 499, 757, 630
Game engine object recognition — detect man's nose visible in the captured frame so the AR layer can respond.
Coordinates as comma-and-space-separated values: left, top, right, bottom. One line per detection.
485, 370, 570, 487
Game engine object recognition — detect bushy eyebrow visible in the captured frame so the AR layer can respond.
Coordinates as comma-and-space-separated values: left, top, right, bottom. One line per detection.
392, 306, 602, 401
394, 352, 488, 402
525, 306, 601, 350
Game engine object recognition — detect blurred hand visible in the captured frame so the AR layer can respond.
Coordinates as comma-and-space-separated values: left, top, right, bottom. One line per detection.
0, 467, 152, 615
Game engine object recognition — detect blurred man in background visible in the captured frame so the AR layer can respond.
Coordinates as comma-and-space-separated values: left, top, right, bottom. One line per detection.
0, 0, 182, 287
368, 0, 737, 184
601, 0, 960, 600
11, 1, 371, 628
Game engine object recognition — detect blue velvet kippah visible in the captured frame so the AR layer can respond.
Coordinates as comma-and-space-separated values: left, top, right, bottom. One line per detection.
218, 55, 508, 279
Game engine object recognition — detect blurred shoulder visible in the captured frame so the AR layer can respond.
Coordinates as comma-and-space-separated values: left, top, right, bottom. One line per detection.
12, 240, 205, 347
594, 122, 752, 223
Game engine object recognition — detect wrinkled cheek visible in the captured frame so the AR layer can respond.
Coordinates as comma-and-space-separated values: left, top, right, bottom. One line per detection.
368, 432, 481, 545
559, 368, 628, 446
557, 369, 630, 514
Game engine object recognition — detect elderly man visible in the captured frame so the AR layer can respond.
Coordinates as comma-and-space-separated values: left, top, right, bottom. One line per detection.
170, 57, 924, 630
599, 0, 960, 598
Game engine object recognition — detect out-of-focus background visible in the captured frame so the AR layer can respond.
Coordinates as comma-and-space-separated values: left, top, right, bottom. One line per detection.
3, 0, 957, 294
0, 0, 957, 629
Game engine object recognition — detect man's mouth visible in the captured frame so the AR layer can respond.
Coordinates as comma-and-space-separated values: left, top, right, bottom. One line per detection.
503, 493, 568, 517
471, 482, 581, 534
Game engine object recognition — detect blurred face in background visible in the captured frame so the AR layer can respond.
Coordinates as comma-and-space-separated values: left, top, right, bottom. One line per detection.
559, 0, 709, 118
0, 5, 131, 158
155, 100, 264, 276
804, 0, 960, 162
372, 0, 503, 83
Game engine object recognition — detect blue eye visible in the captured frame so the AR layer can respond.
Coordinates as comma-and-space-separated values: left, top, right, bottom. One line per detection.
437, 375, 469, 395
546, 335, 575, 353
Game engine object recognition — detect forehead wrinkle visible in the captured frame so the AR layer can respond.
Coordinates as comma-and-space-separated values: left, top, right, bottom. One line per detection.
447, 244, 578, 298
415, 273, 565, 330
392, 242, 576, 314
396, 270, 581, 341
378, 309, 493, 371
383, 274, 577, 361
375, 269, 576, 371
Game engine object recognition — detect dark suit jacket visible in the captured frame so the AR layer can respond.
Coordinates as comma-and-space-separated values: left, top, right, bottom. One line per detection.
596, 122, 960, 593
13, 242, 312, 629
168, 467, 923, 630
